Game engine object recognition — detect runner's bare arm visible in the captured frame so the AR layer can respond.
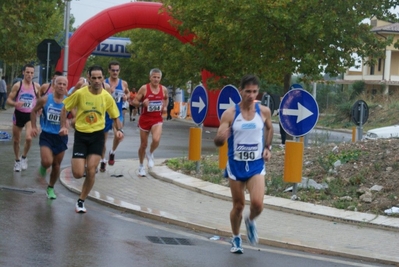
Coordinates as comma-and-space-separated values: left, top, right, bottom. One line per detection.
214, 108, 234, 147
132, 85, 146, 107
261, 105, 273, 161
30, 96, 47, 137
34, 82, 41, 96
7, 82, 23, 107
59, 106, 69, 136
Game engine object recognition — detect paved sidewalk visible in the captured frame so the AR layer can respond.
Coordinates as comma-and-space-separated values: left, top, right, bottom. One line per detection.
60, 158, 399, 265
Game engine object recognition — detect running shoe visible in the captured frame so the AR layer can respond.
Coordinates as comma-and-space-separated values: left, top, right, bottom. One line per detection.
138, 166, 146, 177
14, 161, 21, 172
146, 151, 154, 168
100, 161, 106, 172
108, 152, 115, 166
230, 236, 244, 254
20, 157, 28, 170
46, 187, 57, 199
245, 217, 259, 246
75, 200, 86, 213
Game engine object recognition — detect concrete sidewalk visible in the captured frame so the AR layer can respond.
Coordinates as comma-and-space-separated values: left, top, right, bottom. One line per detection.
60, 158, 399, 265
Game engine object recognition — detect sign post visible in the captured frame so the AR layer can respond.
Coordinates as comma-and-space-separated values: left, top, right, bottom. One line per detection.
37, 39, 61, 82
279, 88, 319, 199
216, 85, 241, 169
189, 85, 209, 172
351, 100, 369, 141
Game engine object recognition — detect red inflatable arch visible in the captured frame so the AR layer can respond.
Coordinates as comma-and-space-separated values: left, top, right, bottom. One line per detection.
56, 1, 220, 127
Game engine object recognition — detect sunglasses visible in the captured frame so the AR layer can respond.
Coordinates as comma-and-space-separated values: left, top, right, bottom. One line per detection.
110, 69, 120, 72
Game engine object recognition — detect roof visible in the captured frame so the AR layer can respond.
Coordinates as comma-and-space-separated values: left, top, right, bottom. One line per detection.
371, 23, 399, 33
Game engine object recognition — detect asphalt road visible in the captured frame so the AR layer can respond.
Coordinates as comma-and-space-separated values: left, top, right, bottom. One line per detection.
0, 117, 382, 267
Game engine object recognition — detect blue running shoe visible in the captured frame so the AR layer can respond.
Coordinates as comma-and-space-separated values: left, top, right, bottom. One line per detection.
245, 217, 258, 246
230, 236, 244, 254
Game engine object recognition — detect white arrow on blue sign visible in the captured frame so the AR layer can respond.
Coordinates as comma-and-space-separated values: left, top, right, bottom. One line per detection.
279, 88, 319, 137
217, 85, 241, 121
190, 85, 208, 125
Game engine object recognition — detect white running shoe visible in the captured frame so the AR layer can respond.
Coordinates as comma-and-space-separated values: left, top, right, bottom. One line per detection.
146, 151, 154, 168
75, 200, 87, 213
138, 166, 146, 177
20, 157, 28, 170
230, 236, 244, 254
14, 161, 21, 172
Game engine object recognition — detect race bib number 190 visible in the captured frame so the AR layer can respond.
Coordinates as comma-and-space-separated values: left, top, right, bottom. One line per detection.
234, 143, 259, 161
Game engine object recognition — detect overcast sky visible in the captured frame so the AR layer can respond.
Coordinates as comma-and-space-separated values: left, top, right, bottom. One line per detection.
71, 0, 133, 27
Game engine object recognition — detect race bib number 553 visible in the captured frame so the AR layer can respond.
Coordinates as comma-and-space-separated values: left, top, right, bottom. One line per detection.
147, 101, 162, 112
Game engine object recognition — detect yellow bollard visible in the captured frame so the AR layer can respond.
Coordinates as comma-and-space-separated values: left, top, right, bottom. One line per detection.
283, 141, 304, 183
352, 127, 356, 142
219, 141, 228, 169
188, 127, 202, 161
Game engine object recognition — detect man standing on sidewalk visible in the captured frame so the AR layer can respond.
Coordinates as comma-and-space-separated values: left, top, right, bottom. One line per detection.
214, 74, 273, 254
31, 76, 68, 199
133, 68, 168, 177
7, 64, 40, 172
59, 65, 124, 213
100, 61, 129, 172
0, 76, 7, 110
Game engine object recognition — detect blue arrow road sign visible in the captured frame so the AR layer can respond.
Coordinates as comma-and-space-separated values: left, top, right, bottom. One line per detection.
217, 85, 241, 121
290, 83, 303, 90
190, 85, 208, 125
279, 89, 319, 137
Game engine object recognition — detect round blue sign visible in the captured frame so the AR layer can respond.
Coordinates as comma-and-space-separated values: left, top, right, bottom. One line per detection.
279, 89, 319, 137
217, 85, 241, 121
189, 85, 208, 125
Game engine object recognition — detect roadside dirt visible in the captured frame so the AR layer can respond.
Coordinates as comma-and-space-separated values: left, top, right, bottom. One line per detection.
267, 138, 399, 215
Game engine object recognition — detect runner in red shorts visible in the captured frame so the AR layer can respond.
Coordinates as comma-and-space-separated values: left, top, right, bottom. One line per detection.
133, 68, 168, 177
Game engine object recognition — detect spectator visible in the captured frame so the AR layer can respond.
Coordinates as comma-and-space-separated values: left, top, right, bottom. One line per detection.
0, 76, 7, 110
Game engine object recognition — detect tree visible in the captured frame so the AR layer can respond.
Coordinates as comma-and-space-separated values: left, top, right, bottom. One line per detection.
0, 0, 65, 64
161, 0, 399, 91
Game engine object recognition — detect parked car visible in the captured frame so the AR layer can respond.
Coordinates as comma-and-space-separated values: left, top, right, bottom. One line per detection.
364, 125, 399, 140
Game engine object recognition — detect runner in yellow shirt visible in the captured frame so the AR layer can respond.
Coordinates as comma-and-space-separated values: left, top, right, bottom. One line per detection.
60, 65, 124, 213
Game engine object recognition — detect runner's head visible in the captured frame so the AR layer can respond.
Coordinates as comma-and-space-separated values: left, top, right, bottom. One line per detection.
108, 61, 120, 79
88, 65, 105, 91
54, 76, 68, 96
149, 68, 162, 86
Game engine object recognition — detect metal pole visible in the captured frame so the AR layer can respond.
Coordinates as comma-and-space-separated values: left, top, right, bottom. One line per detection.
357, 102, 364, 141
46, 42, 51, 83
63, 0, 71, 77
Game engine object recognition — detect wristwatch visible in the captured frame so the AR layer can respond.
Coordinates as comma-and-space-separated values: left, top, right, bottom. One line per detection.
117, 129, 124, 134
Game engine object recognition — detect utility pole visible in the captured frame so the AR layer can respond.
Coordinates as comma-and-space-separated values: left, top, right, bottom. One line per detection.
63, 0, 71, 77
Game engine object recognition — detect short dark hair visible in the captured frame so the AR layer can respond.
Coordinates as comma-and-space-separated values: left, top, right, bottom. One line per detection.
22, 63, 35, 71
108, 61, 120, 69
88, 65, 104, 76
240, 74, 259, 90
